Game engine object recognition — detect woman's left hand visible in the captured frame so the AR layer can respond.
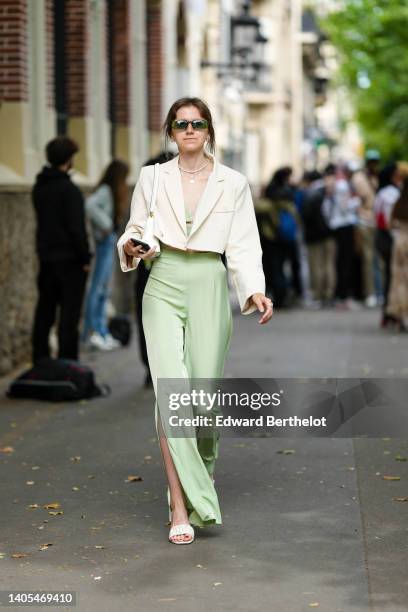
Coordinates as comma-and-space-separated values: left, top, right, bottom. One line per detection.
250, 293, 273, 324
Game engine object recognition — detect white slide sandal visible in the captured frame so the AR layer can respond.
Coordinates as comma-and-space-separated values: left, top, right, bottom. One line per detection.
168, 523, 195, 545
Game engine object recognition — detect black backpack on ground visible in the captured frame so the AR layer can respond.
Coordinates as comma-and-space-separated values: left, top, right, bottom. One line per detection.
108, 315, 132, 346
6, 358, 110, 402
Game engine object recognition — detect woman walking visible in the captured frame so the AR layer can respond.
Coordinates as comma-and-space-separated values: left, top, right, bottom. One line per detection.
117, 97, 272, 544
83, 160, 129, 350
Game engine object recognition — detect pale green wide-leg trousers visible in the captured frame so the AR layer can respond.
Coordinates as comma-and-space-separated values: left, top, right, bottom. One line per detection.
142, 245, 233, 528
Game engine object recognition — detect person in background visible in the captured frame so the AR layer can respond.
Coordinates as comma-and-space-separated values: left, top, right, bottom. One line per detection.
293, 170, 322, 304
323, 165, 360, 310
301, 165, 336, 307
294, 170, 322, 217
386, 178, 408, 331
31, 137, 91, 362
133, 151, 175, 387
82, 160, 130, 350
351, 150, 381, 308
263, 166, 302, 308
374, 163, 403, 328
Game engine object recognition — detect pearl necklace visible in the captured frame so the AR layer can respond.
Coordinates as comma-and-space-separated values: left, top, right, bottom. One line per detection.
178, 160, 210, 183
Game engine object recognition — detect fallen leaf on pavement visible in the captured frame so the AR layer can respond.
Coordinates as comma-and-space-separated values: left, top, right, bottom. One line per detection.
28, 504, 40, 509
383, 476, 401, 481
39, 543, 53, 550
43, 503, 61, 509
0, 446, 14, 453
48, 511, 64, 516
11, 553, 29, 558
395, 455, 407, 462
392, 497, 408, 502
127, 475, 143, 482
158, 599, 176, 602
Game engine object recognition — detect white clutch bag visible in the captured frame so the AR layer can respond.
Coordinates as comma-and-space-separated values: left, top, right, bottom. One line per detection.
142, 162, 161, 258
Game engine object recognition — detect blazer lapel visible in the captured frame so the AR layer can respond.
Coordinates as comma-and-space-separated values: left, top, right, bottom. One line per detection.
162, 153, 225, 238
188, 155, 225, 238
163, 156, 187, 235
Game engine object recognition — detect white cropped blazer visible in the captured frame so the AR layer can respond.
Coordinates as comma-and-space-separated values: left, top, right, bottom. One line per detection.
117, 154, 265, 315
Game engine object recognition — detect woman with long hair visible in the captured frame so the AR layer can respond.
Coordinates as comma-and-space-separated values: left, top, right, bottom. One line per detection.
386, 178, 408, 331
374, 162, 403, 328
82, 159, 129, 350
117, 97, 272, 544
262, 166, 302, 307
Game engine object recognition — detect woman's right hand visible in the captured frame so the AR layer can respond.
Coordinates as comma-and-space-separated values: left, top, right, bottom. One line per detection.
123, 238, 157, 261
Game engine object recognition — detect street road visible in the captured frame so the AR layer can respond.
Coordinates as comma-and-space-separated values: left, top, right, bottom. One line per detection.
0, 307, 407, 612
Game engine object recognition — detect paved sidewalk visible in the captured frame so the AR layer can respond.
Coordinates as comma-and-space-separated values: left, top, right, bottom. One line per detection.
0, 307, 407, 611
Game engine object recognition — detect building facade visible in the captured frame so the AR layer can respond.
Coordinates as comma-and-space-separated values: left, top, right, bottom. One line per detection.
0, 0, 339, 374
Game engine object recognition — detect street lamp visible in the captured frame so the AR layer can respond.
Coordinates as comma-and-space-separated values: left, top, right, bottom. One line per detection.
201, 0, 268, 86
231, 1, 260, 61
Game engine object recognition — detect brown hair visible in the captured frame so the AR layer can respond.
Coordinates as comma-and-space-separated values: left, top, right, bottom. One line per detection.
95, 159, 130, 229
392, 178, 408, 222
46, 136, 79, 167
162, 97, 216, 154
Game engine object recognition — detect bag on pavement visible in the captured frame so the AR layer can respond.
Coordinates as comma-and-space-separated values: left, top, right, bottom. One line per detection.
6, 358, 111, 402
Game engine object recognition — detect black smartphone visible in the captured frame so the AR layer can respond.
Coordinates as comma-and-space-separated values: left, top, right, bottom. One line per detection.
130, 238, 150, 252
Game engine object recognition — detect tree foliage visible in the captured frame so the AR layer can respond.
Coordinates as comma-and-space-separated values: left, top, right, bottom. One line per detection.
321, 0, 408, 159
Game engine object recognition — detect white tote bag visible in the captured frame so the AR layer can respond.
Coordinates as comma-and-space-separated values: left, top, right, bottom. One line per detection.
141, 162, 161, 257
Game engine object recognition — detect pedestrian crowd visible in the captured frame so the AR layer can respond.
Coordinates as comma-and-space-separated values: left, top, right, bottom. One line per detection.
29, 137, 408, 392
256, 151, 408, 332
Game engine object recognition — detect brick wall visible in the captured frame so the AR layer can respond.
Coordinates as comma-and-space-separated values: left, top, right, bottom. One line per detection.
146, 0, 163, 132
65, 0, 89, 116
110, 0, 130, 126
45, 0, 54, 109
0, 0, 29, 102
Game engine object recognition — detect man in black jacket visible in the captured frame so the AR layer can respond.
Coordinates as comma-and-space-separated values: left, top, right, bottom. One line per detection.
31, 137, 92, 362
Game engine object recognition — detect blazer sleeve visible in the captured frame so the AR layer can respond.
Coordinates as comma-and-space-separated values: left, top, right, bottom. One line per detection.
225, 176, 266, 315
117, 166, 148, 272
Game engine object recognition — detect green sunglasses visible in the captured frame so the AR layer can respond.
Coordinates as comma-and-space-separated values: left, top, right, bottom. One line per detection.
171, 119, 209, 131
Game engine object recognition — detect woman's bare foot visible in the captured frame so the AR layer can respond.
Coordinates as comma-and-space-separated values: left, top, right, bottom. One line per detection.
169, 505, 193, 543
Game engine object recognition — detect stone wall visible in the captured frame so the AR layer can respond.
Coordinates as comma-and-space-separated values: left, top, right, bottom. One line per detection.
0, 185, 135, 376
0, 187, 37, 375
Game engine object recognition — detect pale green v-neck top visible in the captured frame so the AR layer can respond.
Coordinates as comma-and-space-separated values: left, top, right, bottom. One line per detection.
182, 166, 215, 236
185, 206, 193, 236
